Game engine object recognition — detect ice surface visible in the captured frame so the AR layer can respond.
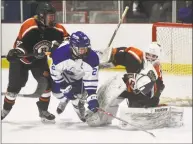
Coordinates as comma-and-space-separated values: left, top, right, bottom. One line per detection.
1, 69, 192, 143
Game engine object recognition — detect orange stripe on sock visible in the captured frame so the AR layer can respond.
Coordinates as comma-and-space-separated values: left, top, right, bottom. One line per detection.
4, 97, 15, 104
39, 97, 50, 102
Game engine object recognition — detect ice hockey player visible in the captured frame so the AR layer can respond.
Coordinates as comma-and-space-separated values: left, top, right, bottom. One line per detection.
85, 42, 172, 128
99, 42, 165, 107
50, 31, 100, 122
1, 2, 69, 123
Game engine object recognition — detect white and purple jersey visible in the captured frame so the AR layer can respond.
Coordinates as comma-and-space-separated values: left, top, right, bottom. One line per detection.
50, 43, 99, 96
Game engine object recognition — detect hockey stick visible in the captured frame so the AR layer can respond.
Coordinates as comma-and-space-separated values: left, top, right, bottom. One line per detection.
97, 107, 156, 138
100, 6, 129, 63
1, 92, 39, 98
1, 52, 51, 58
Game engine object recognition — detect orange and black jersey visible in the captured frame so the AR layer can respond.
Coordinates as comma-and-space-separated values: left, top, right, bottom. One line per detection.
113, 46, 165, 101
13, 17, 69, 64
111, 47, 144, 73
152, 61, 163, 81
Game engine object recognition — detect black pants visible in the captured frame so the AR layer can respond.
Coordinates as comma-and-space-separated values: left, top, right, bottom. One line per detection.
7, 58, 51, 93
119, 90, 160, 108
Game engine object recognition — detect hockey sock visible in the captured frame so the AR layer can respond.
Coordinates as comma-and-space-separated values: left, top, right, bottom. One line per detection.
3, 97, 15, 111
37, 89, 51, 111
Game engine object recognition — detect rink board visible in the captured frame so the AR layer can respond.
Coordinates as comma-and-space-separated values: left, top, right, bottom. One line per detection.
1, 58, 192, 75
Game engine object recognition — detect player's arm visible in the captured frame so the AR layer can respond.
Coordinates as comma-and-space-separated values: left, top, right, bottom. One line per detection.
83, 65, 99, 96
110, 47, 127, 66
49, 24, 70, 57
147, 67, 165, 107
61, 25, 70, 40
52, 24, 70, 45
7, 19, 40, 63
152, 60, 165, 97
7, 24, 28, 62
84, 54, 100, 113
99, 47, 127, 69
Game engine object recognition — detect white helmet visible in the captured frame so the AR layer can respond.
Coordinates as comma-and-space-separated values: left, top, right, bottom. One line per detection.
145, 42, 162, 62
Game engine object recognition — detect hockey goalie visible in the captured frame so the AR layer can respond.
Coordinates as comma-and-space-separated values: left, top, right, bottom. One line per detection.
86, 43, 184, 130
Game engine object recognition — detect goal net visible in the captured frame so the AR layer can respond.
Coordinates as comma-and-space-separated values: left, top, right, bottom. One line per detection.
152, 22, 192, 106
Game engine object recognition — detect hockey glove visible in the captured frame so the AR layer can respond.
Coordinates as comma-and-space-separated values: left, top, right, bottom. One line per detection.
60, 79, 83, 100
60, 85, 76, 100
7, 48, 25, 62
87, 94, 99, 113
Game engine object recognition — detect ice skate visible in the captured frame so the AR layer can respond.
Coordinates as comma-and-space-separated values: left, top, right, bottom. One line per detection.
1, 109, 10, 120
56, 99, 70, 114
72, 100, 86, 122
36, 101, 55, 123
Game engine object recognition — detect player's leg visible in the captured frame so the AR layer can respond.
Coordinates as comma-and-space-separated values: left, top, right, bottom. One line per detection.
121, 91, 157, 108
56, 79, 87, 122
51, 80, 69, 114
31, 58, 55, 123
71, 97, 86, 122
1, 61, 28, 120
68, 79, 87, 122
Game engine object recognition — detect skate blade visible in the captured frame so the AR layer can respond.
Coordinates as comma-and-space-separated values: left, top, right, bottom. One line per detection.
41, 118, 56, 124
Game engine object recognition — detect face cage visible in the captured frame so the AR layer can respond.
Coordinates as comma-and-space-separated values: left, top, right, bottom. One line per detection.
39, 13, 56, 27
145, 53, 158, 62
72, 46, 88, 58
45, 13, 56, 27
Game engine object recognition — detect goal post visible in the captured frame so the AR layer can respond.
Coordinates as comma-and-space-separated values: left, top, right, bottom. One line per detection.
152, 22, 192, 75
152, 22, 192, 106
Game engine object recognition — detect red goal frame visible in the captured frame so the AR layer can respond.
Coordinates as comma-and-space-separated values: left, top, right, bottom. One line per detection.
152, 22, 193, 42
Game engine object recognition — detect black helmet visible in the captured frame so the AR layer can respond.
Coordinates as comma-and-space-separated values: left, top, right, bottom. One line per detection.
36, 2, 56, 27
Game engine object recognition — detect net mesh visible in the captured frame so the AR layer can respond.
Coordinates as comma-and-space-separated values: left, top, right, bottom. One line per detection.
152, 22, 192, 75
152, 22, 192, 106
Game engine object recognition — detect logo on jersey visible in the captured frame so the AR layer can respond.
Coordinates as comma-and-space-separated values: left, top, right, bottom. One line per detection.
33, 40, 52, 59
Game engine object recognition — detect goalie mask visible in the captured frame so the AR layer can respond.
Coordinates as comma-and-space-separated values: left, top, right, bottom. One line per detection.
69, 31, 91, 58
36, 2, 56, 27
145, 42, 162, 62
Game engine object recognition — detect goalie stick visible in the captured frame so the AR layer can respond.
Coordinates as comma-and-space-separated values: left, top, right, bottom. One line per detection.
100, 6, 129, 63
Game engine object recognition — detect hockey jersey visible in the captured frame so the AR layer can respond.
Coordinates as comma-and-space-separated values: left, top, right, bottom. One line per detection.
13, 17, 69, 64
50, 43, 99, 96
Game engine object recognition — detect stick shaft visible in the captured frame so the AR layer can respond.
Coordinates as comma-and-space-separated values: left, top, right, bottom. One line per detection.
101, 6, 129, 63
107, 6, 129, 48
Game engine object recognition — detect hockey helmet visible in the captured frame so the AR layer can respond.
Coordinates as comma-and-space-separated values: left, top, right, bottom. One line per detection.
36, 2, 56, 27
69, 31, 91, 58
145, 42, 162, 62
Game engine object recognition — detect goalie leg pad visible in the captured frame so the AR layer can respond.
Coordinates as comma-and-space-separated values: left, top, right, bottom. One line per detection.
92, 74, 126, 126
118, 106, 184, 130
97, 74, 126, 110
101, 105, 119, 125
